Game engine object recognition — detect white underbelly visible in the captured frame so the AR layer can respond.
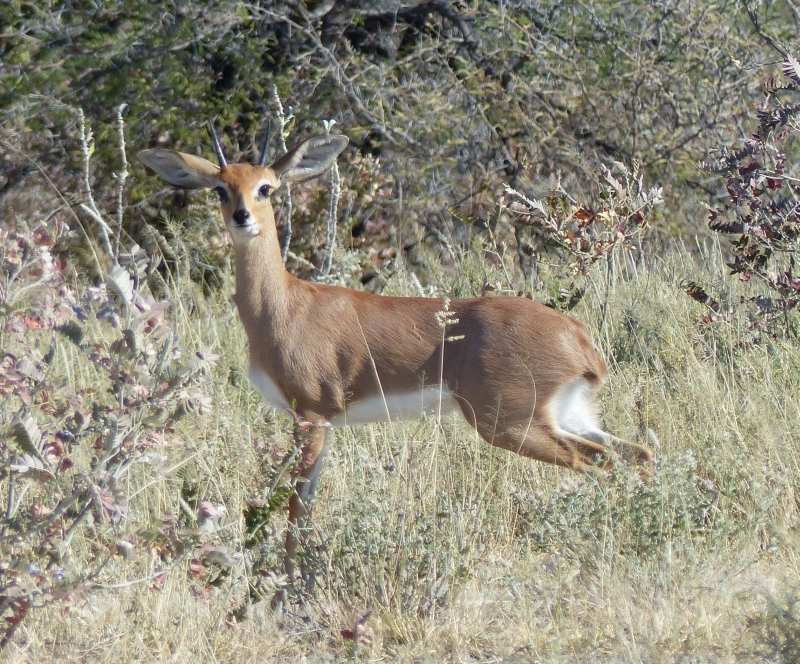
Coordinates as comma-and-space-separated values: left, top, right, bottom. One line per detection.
247, 364, 290, 410
247, 364, 461, 427
331, 387, 461, 427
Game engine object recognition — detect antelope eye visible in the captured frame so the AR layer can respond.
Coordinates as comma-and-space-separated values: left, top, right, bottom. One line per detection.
258, 184, 272, 198
213, 186, 228, 203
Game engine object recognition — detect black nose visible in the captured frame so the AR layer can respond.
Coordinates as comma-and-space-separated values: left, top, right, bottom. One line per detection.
232, 208, 250, 226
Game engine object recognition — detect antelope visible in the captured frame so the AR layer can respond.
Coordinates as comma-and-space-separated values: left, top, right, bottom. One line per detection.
139, 124, 654, 581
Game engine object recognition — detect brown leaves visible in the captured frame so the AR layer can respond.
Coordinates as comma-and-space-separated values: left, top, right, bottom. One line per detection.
685, 282, 721, 313
341, 610, 374, 646
503, 161, 662, 278
694, 52, 800, 337
188, 559, 207, 579
0, 599, 29, 649
781, 55, 800, 85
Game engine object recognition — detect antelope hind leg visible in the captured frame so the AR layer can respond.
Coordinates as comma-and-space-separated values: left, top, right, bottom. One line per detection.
579, 428, 655, 475
482, 423, 611, 475
606, 434, 655, 474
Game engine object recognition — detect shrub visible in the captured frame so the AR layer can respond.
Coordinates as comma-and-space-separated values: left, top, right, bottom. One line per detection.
501, 159, 663, 308
750, 584, 800, 664
0, 216, 217, 648
689, 55, 800, 339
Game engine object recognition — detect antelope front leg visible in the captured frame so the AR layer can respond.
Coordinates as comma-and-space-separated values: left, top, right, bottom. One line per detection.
284, 425, 328, 582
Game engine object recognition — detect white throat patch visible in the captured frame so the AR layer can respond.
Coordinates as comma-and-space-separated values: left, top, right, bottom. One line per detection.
229, 225, 261, 246
247, 364, 290, 410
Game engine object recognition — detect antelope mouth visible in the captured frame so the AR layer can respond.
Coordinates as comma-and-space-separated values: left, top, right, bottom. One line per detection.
230, 221, 260, 237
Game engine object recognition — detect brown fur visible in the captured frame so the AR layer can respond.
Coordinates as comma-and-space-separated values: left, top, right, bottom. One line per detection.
140, 137, 654, 582
227, 168, 640, 472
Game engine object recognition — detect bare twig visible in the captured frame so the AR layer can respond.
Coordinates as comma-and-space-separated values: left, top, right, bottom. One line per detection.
114, 104, 129, 258
271, 85, 295, 262
90, 552, 190, 590
742, 0, 788, 58
78, 108, 116, 263
287, 250, 317, 270
318, 119, 342, 278
62, 499, 93, 548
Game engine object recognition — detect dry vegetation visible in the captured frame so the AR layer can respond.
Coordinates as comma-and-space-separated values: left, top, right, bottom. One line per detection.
2, 1, 800, 662
4, 238, 799, 662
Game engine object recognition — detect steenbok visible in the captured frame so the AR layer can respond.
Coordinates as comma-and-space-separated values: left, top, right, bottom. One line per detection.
139, 124, 653, 580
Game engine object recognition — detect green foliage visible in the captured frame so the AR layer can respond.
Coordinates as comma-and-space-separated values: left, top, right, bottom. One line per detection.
0, 0, 780, 280
514, 450, 761, 561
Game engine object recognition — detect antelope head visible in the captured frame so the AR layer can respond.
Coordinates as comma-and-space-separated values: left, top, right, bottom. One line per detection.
139, 123, 348, 246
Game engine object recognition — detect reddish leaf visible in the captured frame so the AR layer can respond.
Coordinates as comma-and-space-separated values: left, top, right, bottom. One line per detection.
189, 559, 207, 578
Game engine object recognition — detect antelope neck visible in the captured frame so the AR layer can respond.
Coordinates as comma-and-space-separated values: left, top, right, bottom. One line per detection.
232, 230, 293, 330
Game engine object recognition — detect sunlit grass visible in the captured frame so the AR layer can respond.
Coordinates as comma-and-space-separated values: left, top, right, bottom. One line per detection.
2, 237, 796, 663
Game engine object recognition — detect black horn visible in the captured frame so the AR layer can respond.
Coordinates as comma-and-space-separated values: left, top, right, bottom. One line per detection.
207, 121, 227, 169
258, 121, 272, 167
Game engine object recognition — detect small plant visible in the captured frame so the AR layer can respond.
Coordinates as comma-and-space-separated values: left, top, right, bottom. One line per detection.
512, 451, 733, 561
690, 55, 800, 338
749, 584, 800, 664
0, 135, 219, 649
502, 160, 663, 308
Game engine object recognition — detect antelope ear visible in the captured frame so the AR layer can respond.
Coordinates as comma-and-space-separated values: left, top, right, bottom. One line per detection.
271, 135, 348, 183
138, 150, 220, 189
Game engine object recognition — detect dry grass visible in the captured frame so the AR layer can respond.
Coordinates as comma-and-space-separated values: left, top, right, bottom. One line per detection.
3, 243, 800, 663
